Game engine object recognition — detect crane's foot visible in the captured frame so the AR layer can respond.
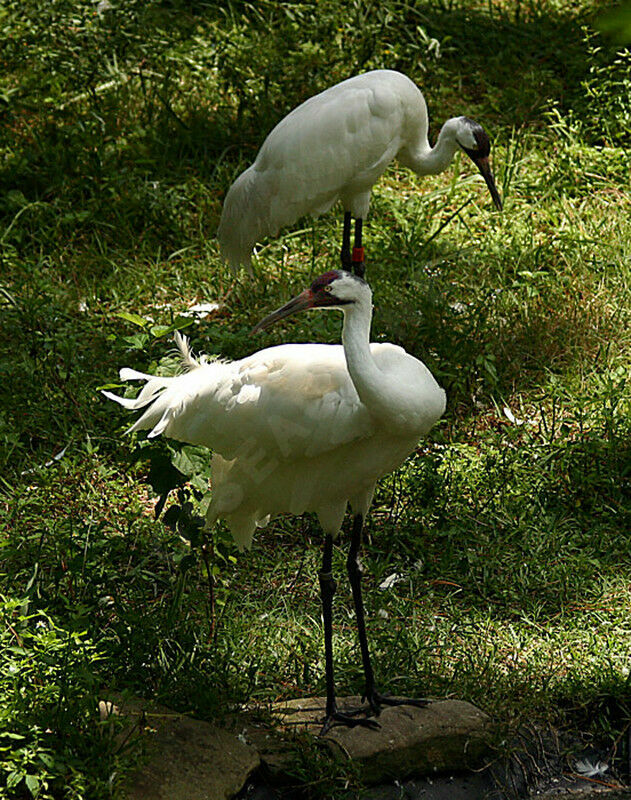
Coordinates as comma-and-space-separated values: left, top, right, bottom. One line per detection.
319, 707, 381, 737
364, 689, 430, 716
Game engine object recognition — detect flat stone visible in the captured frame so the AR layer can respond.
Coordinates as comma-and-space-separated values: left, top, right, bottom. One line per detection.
109, 696, 260, 800
269, 696, 494, 784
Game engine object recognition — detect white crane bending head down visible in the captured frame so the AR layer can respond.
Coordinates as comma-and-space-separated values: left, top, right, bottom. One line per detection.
217, 69, 502, 276
104, 270, 446, 734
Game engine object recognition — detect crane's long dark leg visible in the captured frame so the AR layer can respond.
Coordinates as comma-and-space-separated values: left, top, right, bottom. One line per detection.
347, 513, 429, 715
319, 533, 379, 736
351, 218, 365, 278
340, 212, 352, 270
346, 514, 377, 709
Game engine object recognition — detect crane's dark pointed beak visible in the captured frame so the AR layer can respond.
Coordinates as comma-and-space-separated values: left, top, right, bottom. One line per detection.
252, 289, 314, 333
474, 156, 503, 211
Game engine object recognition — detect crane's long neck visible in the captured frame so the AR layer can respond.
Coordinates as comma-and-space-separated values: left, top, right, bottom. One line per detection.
401, 117, 461, 177
341, 301, 401, 421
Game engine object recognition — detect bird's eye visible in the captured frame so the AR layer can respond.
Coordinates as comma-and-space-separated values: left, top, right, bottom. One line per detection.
323, 285, 332, 292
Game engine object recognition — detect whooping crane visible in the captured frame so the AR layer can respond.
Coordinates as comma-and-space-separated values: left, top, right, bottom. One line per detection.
104, 270, 446, 733
217, 70, 502, 276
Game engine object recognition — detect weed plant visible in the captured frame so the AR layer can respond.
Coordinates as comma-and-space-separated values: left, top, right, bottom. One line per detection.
1, 0, 630, 797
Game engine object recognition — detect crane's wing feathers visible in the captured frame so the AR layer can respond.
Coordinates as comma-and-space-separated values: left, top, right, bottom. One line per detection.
217, 72, 416, 267
105, 335, 379, 461
263, 83, 403, 217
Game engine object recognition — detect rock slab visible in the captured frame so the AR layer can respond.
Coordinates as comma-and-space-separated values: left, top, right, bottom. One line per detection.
270, 696, 493, 784
113, 697, 260, 800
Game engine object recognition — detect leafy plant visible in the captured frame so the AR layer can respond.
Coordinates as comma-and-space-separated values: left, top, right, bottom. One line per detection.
0, 598, 112, 799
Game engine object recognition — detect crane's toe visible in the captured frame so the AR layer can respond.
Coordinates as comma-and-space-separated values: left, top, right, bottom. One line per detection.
319, 709, 381, 737
364, 690, 430, 716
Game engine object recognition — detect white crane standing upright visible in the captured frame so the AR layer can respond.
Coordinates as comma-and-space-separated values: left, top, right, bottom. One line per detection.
217, 69, 502, 275
104, 270, 446, 733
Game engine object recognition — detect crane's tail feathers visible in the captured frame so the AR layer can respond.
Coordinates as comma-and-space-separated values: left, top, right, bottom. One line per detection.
217, 167, 268, 272
172, 331, 225, 370
105, 373, 171, 408
104, 333, 225, 438
218, 245, 253, 276
173, 331, 200, 370
102, 389, 144, 411
103, 380, 179, 438
103, 363, 179, 436
145, 404, 179, 438
102, 372, 172, 435
119, 367, 154, 382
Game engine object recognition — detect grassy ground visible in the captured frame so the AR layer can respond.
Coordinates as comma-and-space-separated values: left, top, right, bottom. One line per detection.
1, 0, 630, 797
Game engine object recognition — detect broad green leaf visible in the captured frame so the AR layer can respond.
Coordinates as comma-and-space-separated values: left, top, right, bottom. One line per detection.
116, 311, 150, 328
25, 774, 40, 797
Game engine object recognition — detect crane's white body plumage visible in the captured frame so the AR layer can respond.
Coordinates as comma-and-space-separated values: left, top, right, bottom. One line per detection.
105, 273, 446, 549
217, 70, 482, 269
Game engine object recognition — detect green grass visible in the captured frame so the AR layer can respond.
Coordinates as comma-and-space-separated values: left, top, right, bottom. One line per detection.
1, 0, 631, 797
